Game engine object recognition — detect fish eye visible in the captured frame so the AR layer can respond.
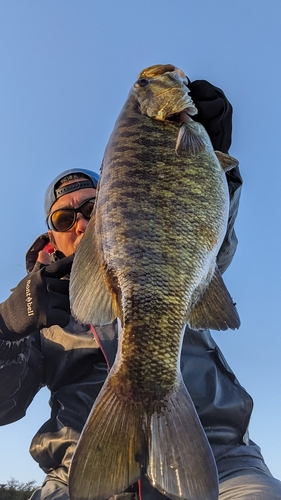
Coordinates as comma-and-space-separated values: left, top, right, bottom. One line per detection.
135, 78, 149, 87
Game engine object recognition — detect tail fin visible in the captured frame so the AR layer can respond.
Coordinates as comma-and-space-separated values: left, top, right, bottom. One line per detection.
147, 378, 219, 500
69, 376, 146, 500
69, 376, 218, 500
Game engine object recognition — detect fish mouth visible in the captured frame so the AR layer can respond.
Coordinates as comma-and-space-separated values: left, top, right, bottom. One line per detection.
165, 109, 192, 123
153, 92, 197, 121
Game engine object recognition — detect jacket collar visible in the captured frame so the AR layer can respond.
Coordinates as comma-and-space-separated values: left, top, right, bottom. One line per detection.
25, 233, 64, 273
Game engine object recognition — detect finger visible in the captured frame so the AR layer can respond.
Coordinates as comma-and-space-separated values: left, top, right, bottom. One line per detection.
195, 99, 224, 121
44, 255, 74, 278
47, 279, 70, 295
188, 79, 222, 101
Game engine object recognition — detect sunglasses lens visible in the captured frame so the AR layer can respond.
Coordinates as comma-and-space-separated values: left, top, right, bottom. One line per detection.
80, 200, 95, 219
51, 210, 76, 231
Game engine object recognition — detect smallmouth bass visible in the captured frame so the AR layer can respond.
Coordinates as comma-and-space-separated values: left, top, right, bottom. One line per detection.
69, 63, 240, 500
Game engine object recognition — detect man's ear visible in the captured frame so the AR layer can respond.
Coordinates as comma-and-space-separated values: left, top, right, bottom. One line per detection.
48, 230, 57, 250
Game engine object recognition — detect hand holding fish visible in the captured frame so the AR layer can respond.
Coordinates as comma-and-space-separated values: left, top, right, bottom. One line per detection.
187, 78, 233, 153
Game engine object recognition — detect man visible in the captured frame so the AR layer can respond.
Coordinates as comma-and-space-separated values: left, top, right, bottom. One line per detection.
0, 80, 281, 500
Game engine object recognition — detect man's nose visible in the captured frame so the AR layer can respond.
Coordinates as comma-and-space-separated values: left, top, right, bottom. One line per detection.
75, 214, 88, 234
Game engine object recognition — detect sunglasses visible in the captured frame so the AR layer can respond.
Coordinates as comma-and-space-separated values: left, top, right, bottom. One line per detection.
47, 198, 96, 232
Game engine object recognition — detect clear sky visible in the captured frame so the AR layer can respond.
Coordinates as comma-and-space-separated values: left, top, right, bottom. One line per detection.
0, 0, 280, 487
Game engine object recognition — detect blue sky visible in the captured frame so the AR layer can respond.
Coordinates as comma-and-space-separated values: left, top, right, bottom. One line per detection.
0, 0, 280, 486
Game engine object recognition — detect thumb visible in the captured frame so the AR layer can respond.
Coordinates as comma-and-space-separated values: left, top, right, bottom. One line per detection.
37, 250, 52, 265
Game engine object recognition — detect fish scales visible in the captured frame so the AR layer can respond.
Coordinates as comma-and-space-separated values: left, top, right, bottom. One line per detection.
99, 106, 226, 339
69, 64, 240, 500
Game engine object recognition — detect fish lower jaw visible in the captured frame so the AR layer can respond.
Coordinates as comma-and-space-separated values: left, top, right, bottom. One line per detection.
165, 109, 195, 123
158, 108, 196, 125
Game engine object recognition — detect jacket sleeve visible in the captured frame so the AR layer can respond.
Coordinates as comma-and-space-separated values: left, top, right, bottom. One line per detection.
0, 332, 46, 425
216, 165, 243, 275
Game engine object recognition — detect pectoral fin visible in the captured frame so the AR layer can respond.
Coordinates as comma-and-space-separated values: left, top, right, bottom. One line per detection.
70, 214, 119, 326
175, 123, 205, 156
214, 151, 239, 172
188, 266, 240, 331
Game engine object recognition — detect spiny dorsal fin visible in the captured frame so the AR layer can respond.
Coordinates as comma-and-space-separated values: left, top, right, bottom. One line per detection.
188, 266, 240, 331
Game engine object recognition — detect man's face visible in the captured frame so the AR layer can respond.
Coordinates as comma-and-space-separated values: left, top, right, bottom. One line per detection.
48, 185, 97, 256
